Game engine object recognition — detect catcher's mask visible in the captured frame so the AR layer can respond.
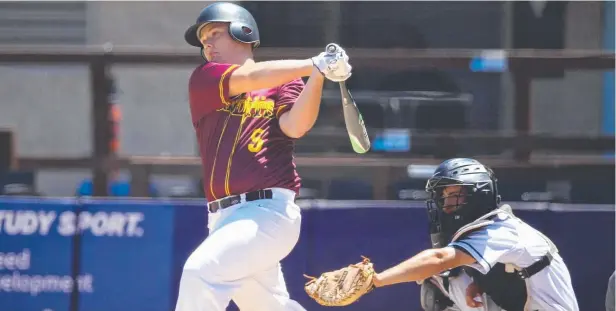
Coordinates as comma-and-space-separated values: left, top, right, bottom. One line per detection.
425, 158, 501, 246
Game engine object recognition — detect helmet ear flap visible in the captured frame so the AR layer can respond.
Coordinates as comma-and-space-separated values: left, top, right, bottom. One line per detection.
228, 22, 260, 48
485, 165, 500, 207
492, 177, 501, 206
200, 48, 207, 61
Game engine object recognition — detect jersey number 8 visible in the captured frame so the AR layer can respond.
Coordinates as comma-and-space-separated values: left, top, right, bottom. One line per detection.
248, 128, 265, 153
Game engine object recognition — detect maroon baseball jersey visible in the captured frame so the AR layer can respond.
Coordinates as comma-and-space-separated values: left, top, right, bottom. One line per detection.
189, 62, 304, 202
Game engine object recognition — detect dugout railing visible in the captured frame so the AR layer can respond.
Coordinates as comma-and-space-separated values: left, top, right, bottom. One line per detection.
0, 46, 614, 199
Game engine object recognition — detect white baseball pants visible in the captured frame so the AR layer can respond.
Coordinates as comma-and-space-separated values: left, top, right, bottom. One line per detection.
174, 188, 306, 311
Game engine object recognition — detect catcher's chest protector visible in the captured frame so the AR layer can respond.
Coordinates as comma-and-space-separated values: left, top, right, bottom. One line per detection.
452, 207, 528, 311
467, 265, 527, 311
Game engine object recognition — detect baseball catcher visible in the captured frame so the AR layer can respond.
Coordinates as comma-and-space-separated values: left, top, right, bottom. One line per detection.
304, 158, 579, 311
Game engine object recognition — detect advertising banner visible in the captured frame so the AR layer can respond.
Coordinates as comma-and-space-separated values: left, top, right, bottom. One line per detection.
0, 198, 175, 311
0, 198, 613, 311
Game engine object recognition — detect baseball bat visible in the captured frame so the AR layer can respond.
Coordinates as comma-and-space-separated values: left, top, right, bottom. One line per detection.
326, 44, 371, 154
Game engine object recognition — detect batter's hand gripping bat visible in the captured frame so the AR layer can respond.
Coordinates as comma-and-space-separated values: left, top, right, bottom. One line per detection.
326, 43, 371, 154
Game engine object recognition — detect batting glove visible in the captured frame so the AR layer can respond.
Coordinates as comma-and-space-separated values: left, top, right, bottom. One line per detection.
326, 50, 352, 82
311, 51, 352, 82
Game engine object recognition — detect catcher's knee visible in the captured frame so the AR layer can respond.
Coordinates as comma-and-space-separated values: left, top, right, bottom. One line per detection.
420, 280, 455, 311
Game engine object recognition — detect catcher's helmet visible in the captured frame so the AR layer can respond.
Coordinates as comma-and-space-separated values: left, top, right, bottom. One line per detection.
184, 2, 260, 49
425, 158, 501, 246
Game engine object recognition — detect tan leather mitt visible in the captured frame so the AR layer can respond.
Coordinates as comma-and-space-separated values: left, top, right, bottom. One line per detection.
304, 256, 376, 307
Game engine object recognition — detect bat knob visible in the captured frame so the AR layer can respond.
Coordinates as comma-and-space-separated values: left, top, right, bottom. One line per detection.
326, 43, 339, 54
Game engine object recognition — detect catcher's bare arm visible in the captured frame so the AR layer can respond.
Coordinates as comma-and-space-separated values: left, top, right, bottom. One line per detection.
373, 247, 476, 288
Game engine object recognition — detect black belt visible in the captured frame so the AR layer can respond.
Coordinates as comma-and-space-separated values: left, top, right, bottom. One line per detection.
516, 252, 554, 279
207, 189, 273, 213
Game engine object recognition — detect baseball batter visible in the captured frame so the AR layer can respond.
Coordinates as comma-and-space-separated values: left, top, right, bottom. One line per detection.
175, 2, 351, 311
371, 158, 579, 311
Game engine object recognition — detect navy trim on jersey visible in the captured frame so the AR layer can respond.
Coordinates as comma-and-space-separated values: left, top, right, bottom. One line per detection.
451, 241, 492, 271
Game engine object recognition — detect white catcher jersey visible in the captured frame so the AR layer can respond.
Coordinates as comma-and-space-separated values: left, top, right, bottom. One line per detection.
448, 210, 579, 311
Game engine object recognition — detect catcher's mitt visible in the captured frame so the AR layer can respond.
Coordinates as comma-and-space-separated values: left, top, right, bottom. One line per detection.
304, 256, 376, 307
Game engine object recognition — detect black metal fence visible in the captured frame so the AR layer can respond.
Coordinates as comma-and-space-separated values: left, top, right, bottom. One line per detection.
0, 46, 614, 198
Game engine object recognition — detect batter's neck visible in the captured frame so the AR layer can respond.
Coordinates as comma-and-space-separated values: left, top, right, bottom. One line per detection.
240, 57, 256, 66
222, 51, 255, 66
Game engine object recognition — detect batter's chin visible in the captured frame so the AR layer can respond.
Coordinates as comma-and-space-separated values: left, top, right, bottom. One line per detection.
207, 54, 222, 63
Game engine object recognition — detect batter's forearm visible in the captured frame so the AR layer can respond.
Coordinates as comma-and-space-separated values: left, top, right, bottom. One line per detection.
278, 68, 325, 138
230, 59, 314, 96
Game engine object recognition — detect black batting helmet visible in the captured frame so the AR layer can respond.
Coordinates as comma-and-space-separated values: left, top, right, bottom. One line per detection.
184, 2, 260, 49
425, 158, 501, 246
